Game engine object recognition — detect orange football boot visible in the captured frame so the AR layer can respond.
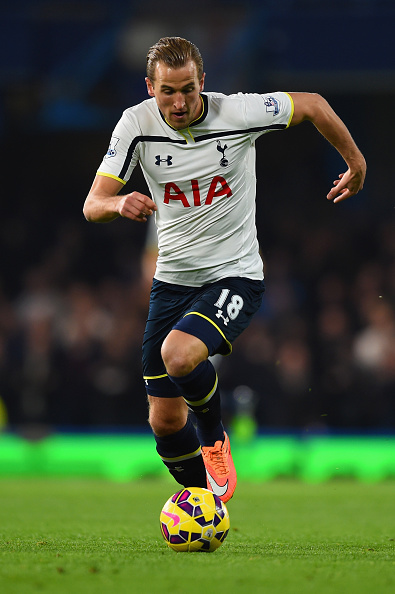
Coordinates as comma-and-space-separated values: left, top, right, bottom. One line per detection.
201, 432, 236, 503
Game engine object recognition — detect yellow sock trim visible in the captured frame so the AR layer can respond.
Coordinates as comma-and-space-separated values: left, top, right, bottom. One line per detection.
183, 374, 218, 407
159, 446, 202, 463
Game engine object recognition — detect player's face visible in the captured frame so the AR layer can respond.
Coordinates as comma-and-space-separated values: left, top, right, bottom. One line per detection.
146, 60, 205, 130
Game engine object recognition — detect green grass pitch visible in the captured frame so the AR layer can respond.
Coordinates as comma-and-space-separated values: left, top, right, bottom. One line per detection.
0, 478, 394, 594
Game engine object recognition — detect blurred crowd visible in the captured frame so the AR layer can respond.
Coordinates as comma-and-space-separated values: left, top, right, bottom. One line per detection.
220, 218, 395, 431
0, 210, 394, 433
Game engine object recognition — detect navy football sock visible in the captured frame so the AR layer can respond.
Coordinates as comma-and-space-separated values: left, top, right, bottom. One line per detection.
168, 360, 225, 447
154, 417, 207, 487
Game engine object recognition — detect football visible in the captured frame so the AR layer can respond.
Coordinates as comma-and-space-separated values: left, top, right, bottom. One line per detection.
160, 487, 230, 552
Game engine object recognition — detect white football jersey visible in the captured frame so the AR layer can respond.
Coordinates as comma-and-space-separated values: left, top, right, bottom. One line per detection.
97, 91, 294, 286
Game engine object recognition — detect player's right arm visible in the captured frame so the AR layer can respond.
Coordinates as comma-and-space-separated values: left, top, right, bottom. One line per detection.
83, 174, 157, 223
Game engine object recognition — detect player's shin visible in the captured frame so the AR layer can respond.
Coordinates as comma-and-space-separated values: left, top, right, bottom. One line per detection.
154, 417, 207, 487
168, 360, 225, 447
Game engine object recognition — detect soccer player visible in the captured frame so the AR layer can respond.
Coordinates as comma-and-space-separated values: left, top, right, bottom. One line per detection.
83, 37, 366, 502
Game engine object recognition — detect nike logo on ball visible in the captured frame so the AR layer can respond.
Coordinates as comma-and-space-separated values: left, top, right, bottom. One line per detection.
206, 471, 229, 497
162, 511, 180, 527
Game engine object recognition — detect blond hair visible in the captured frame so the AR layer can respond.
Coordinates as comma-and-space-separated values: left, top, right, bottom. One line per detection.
146, 37, 204, 81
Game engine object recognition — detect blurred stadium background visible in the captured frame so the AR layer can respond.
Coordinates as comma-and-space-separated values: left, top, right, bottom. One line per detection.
0, 1, 394, 480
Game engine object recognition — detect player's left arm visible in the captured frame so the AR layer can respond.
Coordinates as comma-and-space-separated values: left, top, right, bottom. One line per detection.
288, 92, 366, 203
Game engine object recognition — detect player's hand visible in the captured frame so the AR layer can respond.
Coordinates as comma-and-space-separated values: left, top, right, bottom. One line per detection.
117, 191, 157, 222
327, 162, 366, 204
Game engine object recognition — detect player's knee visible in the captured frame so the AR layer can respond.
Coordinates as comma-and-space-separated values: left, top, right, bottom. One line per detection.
148, 414, 170, 436
148, 401, 187, 437
161, 331, 206, 377
161, 341, 194, 377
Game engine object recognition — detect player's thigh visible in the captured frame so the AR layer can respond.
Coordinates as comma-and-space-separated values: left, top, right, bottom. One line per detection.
142, 280, 197, 387
173, 277, 265, 356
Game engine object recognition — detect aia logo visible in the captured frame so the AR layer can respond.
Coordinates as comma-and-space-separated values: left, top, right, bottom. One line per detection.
164, 176, 232, 207
155, 155, 173, 166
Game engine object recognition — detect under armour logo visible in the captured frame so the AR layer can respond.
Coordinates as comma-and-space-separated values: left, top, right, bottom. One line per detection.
215, 309, 229, 325
217, 141, 228, 167
155, 155, 173, 166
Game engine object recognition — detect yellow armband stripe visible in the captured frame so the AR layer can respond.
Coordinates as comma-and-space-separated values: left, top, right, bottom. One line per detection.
284, 92, 295, 128
97, 171, 127, 184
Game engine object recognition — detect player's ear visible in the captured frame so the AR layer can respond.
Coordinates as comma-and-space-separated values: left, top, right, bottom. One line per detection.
199, 73, 206, 92
146, 77, 155, 97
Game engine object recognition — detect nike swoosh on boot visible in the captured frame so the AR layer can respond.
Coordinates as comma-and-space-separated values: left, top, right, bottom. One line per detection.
206, 471, 229, 497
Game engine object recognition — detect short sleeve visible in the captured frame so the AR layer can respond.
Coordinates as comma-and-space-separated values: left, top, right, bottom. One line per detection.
243, 91, 294, 131
96, 109, 141, 184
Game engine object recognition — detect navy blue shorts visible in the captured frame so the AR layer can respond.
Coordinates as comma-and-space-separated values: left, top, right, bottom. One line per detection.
142, 277, 265, 397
